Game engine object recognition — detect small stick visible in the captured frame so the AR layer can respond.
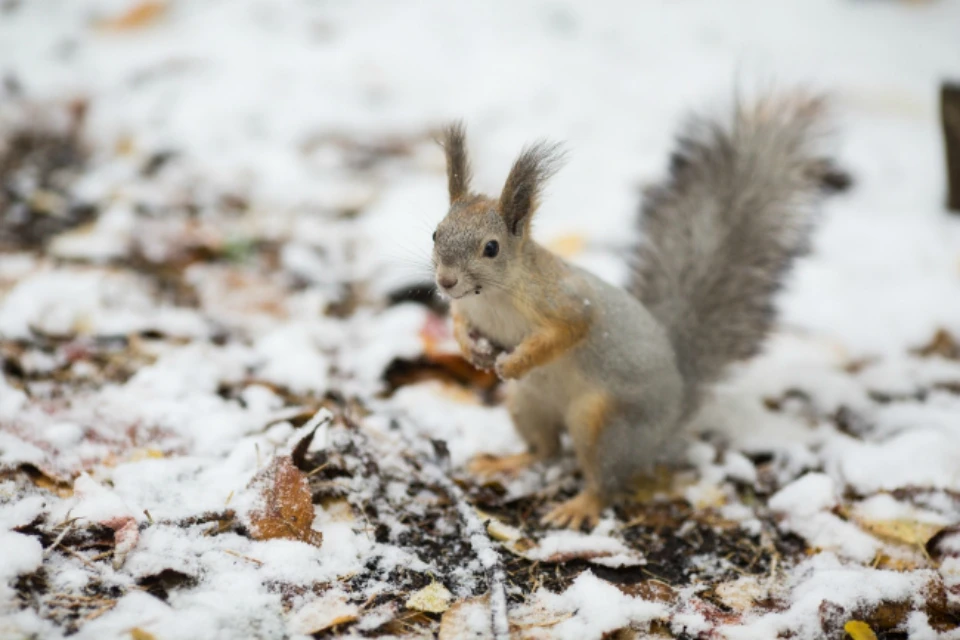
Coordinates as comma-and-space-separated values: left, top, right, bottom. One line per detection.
943, 82, 960, 212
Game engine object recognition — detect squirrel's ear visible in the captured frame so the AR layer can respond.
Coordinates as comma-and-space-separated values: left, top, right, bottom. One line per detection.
499, 141, 564, 235
440, 122, 472, 204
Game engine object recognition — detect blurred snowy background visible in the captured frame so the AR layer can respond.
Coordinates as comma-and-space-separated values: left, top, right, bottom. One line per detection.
1, 1, 960, 638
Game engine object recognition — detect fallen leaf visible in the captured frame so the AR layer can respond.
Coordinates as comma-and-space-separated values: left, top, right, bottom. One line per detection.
715, 576, 767, 611
926, 524, 960, 561
546, 233, 585, 258
128, 448, 165, 462
97, 1, 167, 31
246, 456, 323, 546
616, 580, 678, 605
23, 464, 73, 497
382, 354, 499, 399
912, 329, 960, 360
379, 611, 434, 635
856, 518, 943, 548
129, 628, 156, 640
475, 509, 522, 542
439, 595, 493, 640
286, 592, 358, 635
406, 581, 453, 613
844, 620, 878, 640
504, 532, 645, 567
103, 515, 139, 569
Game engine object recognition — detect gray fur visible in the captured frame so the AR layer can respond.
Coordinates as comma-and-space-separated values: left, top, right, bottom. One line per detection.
631, 94, 835, 412
499, 141, 565, 235
441, 122, 472, 203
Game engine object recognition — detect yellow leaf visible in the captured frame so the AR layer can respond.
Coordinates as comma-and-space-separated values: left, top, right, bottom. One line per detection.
546, 233, 585, 258
844, 620, 878, 640
406, 581, 453, 613
129, 448, 165, 462
856, 518, 943, 547
97, 1, 167, 31
475, 509, 522, 542
129, 628, 156, 640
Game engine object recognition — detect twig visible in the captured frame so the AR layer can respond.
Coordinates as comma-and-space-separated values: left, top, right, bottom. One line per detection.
408, 444, 510, 639
943, 82, 960, 212
62, 547, 99, 570
222, 548, 263, 566
44, 522, 74, 558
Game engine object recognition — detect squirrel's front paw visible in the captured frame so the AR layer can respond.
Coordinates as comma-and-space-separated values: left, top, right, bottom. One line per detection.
494, 353, 523, 380
466, 333, 499, 370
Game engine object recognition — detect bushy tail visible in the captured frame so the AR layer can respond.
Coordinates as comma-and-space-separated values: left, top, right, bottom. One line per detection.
630, 92, 849, 407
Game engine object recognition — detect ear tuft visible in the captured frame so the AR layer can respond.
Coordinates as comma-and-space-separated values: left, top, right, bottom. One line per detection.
499, 141, 565, 235
440, 121, 472, 203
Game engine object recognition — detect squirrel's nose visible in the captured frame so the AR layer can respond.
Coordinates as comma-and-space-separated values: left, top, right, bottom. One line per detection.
438, 276, 458, 290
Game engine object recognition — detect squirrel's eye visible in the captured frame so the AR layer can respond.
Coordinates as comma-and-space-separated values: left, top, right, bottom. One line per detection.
483, 240, 499, 258
432, 231, 437, 242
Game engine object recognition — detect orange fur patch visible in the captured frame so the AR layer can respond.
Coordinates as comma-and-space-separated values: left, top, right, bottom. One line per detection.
575, 392, 610, 449
565, 391, 611, 488
498, 296, 590, 379
451, 310, 473, 357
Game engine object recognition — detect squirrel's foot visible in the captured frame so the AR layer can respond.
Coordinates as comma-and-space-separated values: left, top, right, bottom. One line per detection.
541, 490, 605, 530
468, 452, 536, 479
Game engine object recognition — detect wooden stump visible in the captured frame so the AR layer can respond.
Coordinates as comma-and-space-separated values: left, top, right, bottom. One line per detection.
943, 82, 960, 212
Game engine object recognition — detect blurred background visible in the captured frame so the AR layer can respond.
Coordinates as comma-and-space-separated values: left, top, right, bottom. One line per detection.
1, 1, 959, 356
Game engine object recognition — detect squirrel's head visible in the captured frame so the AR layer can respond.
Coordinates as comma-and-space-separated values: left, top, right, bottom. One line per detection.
432, 122, 563, 300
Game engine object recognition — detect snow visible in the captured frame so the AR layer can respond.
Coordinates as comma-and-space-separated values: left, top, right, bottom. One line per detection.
536, 572, 667, 640
727, 553, 936, 640
1, 0, 960, 638
0, 532, 43, 610
769, 473, 838, 517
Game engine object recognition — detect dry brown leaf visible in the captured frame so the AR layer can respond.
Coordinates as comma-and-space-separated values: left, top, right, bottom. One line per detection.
97, 1, 167, 31
439, 595, 493, 640
616, 580, 678, 605
913, 329, 960, 360
24, 465, 74, 498
247, 456, 323, 546
286, 592, 358, 635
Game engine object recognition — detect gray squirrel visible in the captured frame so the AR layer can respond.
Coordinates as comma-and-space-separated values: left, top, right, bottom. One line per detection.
431, 92, 846, 529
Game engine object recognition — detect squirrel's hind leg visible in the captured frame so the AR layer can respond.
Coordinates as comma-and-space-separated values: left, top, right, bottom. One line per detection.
469, 382, 562, 479
541, 391, 612, 530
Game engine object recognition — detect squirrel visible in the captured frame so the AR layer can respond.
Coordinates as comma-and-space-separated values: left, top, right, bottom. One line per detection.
431, 92, 847, 529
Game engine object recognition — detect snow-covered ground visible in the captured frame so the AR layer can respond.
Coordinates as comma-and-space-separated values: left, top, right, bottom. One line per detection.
2, 1, 960, 638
